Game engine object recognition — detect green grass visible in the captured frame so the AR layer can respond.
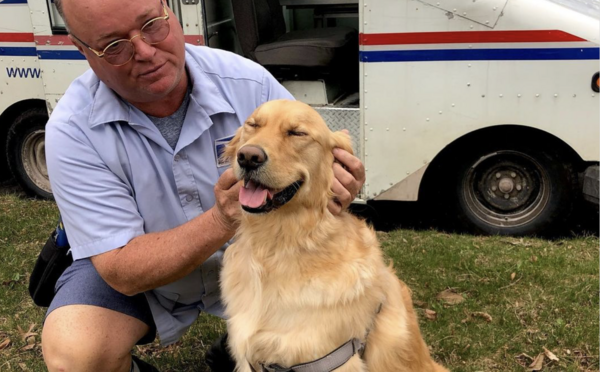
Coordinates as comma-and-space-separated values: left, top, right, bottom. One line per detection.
0, 186, 598, 371
380, 230, 599, 371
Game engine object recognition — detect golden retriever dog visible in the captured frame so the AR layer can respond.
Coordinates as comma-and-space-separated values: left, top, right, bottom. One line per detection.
221, 99, 447, 372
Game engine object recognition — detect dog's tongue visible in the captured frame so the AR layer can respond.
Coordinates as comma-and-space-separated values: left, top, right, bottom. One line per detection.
240, 180, 269, 208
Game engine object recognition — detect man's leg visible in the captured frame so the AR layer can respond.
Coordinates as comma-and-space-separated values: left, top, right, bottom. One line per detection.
41, 258, 157, 372
42, 305, 149, 372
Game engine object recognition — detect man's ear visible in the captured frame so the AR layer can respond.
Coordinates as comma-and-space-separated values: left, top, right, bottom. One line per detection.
68, 34, 87, 55
221, 127, 242, 164
330, 130, 354, 156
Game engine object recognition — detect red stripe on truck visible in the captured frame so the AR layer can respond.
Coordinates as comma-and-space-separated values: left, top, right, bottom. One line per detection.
360, 30, 587, 45
0, 33, 34, 42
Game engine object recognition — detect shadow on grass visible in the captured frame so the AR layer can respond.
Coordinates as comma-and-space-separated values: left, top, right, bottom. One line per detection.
4, 176, 598, 238
350, 200, 599, 238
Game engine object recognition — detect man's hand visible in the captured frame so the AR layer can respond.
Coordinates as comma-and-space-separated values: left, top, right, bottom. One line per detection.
328, 147, 366, 215
212, 169, 242, 231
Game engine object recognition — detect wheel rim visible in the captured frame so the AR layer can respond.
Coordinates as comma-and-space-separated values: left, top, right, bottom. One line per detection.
21, 129, 51, 194
463, 150, 550, 228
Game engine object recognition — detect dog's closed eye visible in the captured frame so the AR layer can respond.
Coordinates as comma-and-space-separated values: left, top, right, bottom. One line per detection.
287, 130, 307, 137
245, 117, 260, 128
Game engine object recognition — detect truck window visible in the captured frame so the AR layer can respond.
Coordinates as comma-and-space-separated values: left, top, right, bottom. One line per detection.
47, 0, 67, 33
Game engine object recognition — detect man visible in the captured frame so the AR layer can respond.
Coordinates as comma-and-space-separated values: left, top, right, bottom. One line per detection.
42, 0, 365, 371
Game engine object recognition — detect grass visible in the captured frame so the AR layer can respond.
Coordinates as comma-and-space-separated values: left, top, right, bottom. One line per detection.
0, 184, 598, 371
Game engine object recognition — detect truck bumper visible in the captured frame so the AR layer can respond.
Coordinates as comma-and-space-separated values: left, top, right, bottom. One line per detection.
582, 165, 599, 205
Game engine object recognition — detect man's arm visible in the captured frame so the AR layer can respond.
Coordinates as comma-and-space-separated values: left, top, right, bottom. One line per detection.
91, 169, 241, 296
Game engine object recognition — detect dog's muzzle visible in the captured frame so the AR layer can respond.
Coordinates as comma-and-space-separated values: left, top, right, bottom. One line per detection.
240, 180, 304, 214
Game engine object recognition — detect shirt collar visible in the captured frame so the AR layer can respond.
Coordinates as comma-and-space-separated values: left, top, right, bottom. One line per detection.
88, 47, 235, 128
88, 81, 131, 127
185, 46, 235, 117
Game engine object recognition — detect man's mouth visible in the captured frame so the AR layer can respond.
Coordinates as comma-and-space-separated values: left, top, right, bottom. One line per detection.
239, 178, 304, 214
139, 62, 166, 78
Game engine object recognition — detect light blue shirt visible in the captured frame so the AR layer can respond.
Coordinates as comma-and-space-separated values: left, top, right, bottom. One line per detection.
45, 44, 294, 345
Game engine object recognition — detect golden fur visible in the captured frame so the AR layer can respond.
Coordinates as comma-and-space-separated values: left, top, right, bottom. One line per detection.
221, 100, 448, 372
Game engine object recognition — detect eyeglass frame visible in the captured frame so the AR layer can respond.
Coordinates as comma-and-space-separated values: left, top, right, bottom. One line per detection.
69, 0, 170, 66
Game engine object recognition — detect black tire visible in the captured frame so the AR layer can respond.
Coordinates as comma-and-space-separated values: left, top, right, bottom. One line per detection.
6, 107, 53, 199
446, 143, 577, 236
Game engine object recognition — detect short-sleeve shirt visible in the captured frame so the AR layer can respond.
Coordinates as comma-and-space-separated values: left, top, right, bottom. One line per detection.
45, 44, 294, 345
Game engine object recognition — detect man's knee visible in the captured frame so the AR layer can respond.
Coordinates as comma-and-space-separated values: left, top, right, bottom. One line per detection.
42, 305, 149, 372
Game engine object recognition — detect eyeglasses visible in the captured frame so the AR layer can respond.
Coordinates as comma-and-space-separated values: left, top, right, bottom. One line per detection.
70, 0, 170, 66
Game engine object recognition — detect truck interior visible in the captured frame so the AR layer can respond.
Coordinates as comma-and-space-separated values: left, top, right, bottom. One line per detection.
204, 0, 360, 108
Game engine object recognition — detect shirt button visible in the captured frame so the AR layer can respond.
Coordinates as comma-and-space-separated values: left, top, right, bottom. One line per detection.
174, 155, 181, 162
185, 194, 194, 202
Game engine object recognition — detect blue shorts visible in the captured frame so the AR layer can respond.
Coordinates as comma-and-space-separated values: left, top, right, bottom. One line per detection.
46, 258, 156, 345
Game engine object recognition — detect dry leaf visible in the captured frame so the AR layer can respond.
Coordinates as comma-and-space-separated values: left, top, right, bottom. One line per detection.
510, 272, 516, 280
424, 309, 437, 320
19, 343, 36, 351
504, 239, 532, 247
17, 324, 37, 342
402, 238, 408, 243
543, 347, 559, 362
472, 312, 492, 322
0, 338, 11, 350
461, 309, 471, 323
527, 353, 545, 371
531, 255, 538, 262
413, 300, 427, 308
437, 289, 465, 305
516, 353, 536, 369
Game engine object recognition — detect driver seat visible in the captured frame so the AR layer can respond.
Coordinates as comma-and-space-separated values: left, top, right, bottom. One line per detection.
231, 0, 357, 73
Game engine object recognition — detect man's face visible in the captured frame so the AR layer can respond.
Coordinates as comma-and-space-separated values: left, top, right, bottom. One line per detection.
64, 0, 186, 105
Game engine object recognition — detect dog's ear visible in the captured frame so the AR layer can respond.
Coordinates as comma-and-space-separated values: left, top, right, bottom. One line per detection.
330, 130, 354, 156
221, 127, 242, 164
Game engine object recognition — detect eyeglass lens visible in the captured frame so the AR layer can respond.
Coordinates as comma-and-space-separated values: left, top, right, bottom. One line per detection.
103, 18, 170, 65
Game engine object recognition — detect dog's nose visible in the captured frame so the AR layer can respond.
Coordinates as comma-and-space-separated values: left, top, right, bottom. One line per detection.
237, 145, 267, 170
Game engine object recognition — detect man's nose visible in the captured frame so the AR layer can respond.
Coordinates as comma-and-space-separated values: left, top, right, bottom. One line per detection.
132, 36, 156, 62
237, 145, 267, 171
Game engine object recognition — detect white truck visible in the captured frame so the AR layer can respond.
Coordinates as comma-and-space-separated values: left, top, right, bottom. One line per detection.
1, 0, 598, 235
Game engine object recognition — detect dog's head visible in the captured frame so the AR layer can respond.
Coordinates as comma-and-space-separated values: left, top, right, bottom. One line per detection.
224, 99, 353, 215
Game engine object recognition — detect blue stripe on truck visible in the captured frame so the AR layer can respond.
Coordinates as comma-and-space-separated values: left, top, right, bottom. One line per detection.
360, 47, 600, 62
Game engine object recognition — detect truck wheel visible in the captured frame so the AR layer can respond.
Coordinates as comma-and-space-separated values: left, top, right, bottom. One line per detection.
6, 107, 53, 199
450, 145, 576, 236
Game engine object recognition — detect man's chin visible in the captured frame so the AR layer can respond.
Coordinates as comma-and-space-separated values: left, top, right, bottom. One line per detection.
138, 77, 184, 102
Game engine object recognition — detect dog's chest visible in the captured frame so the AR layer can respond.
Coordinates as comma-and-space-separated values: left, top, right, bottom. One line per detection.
222, 239, 382, 367
222, 239, 376, 313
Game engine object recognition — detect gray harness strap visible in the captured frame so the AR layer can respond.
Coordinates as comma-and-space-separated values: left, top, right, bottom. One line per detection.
257, 338, 363, 372
249, 301, 384, 372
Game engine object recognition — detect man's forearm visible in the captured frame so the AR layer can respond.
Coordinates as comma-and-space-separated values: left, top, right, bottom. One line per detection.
91, 207, 234, 296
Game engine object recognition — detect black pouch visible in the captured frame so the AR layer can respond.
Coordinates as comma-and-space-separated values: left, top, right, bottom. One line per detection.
28, 222, 73, 307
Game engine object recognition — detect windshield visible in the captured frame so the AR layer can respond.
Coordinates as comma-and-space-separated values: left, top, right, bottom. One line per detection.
548, 0, 600, 19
